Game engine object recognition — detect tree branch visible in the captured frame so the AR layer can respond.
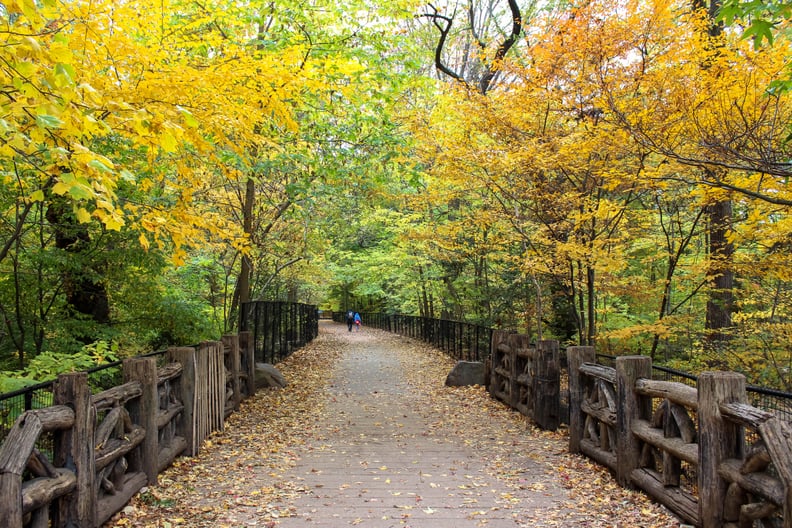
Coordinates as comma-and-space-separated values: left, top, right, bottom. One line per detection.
479, 0, 522, 94
257, 257, 304, 296
420, 4, 468, 87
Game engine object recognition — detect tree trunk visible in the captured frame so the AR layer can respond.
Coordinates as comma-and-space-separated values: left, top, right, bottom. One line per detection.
227, 177, 255, 331
575, 261, 586, 344
586, 264, 596, 346
418, 264, 430, 318
45, 196, 110, 329
705, 197, 734, 354
532, 274, 543, 342
694, 3, 732, 358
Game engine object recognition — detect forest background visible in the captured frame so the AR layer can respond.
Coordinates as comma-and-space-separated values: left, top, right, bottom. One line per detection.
1, 0, 792, 392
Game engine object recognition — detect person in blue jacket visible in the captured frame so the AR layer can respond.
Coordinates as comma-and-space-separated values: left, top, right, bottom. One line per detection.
354, 312, 362, 331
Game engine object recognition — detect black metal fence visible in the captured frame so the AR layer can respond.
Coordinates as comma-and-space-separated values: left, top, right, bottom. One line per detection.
0, 379, 56, 443
334, 312, 492, 362
240, 301, 319, 364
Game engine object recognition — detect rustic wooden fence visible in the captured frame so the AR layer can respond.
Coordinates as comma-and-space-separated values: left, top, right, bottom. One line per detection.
0, 332, 255, 528
489, 333, 792, 528
488, 331, 562, 431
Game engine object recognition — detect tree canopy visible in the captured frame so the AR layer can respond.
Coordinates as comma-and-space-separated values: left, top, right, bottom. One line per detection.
2, 0, 792, 390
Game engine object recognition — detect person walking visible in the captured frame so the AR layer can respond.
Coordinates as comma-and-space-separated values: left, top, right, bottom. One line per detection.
354, 312, 361, 331
346, 310, 355, 332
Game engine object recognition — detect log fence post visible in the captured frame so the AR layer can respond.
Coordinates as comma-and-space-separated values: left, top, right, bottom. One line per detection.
615, 356, 652, 488
533, 340, 560, 431
123, 357, 159, 485
508, 335, 519, 410
167, 347, 197, 456
239, 331, 256, 398
567, 346, 596, 453
53, 371, 96, 527
0, 470, 22, 528
222, 334, 242, 410
698, 371, 745, 528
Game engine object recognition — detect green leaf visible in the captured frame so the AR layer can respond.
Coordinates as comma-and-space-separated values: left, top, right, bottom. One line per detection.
742, 20, 776, 48
88, 159, 114, 173
36, 114, 63, 129
68, 184, 93, 200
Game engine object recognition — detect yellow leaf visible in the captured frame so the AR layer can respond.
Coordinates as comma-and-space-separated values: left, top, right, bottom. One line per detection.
75, 207, 91, 223
103, 214, 124, 231
159, 130, 178, 153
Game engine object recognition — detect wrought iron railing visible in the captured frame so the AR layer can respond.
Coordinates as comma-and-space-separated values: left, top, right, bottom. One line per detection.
334, 312, 491, 362
240, 301, 319, 364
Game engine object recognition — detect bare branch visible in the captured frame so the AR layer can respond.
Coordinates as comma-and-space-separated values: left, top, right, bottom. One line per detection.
419, 4, 468, 87
479, 0, 522, 94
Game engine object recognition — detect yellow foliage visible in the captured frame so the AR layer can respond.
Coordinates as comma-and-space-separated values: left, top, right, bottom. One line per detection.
0, 0, 359, 265
403, 0, 792, 356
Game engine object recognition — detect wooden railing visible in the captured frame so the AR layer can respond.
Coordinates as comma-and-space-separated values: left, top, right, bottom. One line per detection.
488, 331, 561, 430
489, 339, 792, 526
0, 332, 255, 528
564, 348, 792, 528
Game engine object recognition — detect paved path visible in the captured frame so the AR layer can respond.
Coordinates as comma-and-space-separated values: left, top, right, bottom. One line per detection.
271, 324, 574, 527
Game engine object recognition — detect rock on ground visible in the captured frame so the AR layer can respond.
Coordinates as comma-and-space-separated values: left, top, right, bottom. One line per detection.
255, 362, 287, 389
445, 360, 486, 386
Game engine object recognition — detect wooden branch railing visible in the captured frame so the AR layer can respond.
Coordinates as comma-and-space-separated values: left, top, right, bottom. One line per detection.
486, 333, 791, 527
488, 331, 561, 431
0, 332, 256, 528
563, 350, 792, 528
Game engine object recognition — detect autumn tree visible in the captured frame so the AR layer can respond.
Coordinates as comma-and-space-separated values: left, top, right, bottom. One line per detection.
0, 0, 390, 362
403, 0, 792, 389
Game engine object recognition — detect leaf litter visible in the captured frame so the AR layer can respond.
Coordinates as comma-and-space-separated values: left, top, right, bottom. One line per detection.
108, 326, 684, 527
